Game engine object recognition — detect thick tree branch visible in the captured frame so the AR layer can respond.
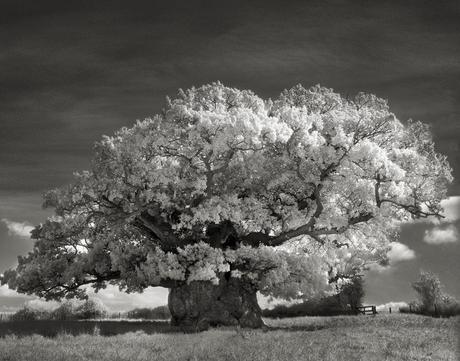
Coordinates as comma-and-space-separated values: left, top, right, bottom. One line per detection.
374, 174, 383, 207
242, 212, 374, 247
37, 270, 122, 300
134, 210, 181, 251
374, 175, 444, 218
379, 198, 444, 218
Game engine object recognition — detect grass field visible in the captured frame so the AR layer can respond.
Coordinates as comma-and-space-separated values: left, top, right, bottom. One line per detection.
0, 314, 458, 361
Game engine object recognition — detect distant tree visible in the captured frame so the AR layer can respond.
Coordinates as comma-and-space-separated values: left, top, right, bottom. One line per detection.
338, 276, 365, 310
411, 271, 459, 316
412, 271, 444, 313
74, 299, 108, 319
438, 294, 460, 317
1, 83, 452, 330
49, 298, 107, 320
50, 301, 76, 320
126, 306, 171, 320
263, 275, 365, 318
10, 307, 39, 321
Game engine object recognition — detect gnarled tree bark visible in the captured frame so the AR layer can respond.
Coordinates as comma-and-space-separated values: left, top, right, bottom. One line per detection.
168, 276, 263, 331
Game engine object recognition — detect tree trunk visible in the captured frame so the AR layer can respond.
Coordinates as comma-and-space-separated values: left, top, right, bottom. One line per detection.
168, 276, 264, 331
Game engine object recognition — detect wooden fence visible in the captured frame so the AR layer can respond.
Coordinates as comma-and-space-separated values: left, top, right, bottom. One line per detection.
355, 306, 377, 315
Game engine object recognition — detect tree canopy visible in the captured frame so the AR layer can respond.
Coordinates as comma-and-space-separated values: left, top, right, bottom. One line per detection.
1, 82, 453, 302
411, 271, 456, 311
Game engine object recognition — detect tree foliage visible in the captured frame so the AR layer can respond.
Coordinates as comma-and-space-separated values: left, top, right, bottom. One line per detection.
10, 307, 40, 321
263, 275, 365, 318
126, 306, 171, 320
412, 271, 444, 311
337, 275, 364, 310
411, 271, 459, 313
9, 298, 108, 320
402, 271, 460, 317
1, 83, 452, 302
73, 299, 108, 319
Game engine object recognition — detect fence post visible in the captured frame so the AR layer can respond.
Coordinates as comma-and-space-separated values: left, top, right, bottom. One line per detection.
389, 307, 391, 314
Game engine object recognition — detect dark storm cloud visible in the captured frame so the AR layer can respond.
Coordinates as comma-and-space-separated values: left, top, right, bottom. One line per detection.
1, 0, 459, 309
0, 1, 251, 190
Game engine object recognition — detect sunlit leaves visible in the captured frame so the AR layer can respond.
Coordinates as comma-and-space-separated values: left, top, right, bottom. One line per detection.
2, 82, 453, 301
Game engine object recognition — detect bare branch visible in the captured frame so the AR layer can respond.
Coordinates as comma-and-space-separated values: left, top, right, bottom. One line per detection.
379, 198, 444, 219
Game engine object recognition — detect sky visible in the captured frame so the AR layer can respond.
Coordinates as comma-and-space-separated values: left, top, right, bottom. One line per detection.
0, 0, 459, 312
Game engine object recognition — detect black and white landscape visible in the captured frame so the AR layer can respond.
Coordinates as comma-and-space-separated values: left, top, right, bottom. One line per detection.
0, 1, 459, 360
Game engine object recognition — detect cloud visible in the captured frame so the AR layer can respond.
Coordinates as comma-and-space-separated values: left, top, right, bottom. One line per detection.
419, 196, 460, 225
369, 242, 416, 273
440, 196, 460, 222
407, 196, 460, 226
0, 285, 21, 298
418, 196, 460, 245
376, 301, 408, 313
1, 218, 34, 238
257, 294, 303, 310
0, 306, 17, 313
25, 299, 60, 312
387, 242, 416, 263
86, 286, 169, 312
0, 284, 169, 313
423, 224, 458, 245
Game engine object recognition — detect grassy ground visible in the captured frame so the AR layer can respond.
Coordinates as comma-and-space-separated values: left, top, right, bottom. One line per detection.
0, 314, 458, 361
0, 320, 177, 337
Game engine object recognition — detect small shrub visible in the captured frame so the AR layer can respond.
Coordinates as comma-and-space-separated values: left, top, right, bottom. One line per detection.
51, 302, 77, 320
48, 299, 108, 320
401, 272, 460, 317
74, 299, 108, 320
432, 295, 460, 317
412, 271, 443, 311
10, 307, 53, 321
262, 297, 357, 318
262, 276, 364, 318
10, 308, 39, 321
126, 306, 171, 320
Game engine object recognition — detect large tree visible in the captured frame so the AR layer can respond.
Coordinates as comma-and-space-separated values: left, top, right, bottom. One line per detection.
1, 83, 452, 330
